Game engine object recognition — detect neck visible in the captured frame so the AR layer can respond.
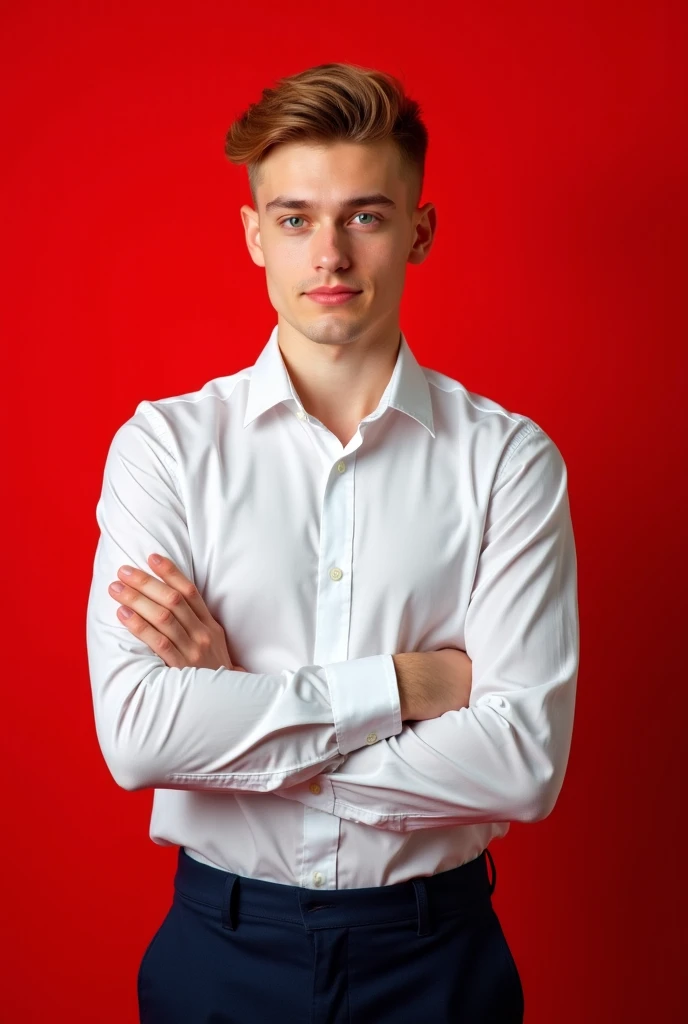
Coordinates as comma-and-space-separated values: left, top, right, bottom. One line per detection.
276, 316, 402, 434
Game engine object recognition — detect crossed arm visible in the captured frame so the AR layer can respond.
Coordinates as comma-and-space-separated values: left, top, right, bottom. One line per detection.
86, 402, 579, 829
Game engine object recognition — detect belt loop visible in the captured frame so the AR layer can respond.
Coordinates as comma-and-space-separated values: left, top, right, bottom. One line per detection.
484, 847, 497, 895
411, 878, 431, 937
221, 873, 239, 930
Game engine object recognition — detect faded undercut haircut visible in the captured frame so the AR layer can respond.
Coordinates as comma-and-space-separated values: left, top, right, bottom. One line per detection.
224, 62, 429, 215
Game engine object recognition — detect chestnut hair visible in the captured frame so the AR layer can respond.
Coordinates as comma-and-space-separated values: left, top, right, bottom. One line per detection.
224, 62, 428, 214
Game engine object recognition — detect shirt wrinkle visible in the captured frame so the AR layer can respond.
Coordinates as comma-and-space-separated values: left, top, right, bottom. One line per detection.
86, 323, 579, 889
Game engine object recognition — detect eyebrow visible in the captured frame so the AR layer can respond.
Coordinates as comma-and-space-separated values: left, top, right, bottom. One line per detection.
264, 193, 397, 213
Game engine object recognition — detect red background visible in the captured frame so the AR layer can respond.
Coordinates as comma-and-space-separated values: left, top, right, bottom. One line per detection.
2, 1, 686, 1020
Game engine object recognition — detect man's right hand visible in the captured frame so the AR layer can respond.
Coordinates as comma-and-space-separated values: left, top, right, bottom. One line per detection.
392, 648, 473, 722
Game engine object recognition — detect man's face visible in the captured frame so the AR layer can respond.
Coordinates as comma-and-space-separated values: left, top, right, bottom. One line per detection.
240, 140, 435, 348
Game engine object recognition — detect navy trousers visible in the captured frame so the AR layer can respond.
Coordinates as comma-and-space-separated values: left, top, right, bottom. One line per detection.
137, 846, 524, 1023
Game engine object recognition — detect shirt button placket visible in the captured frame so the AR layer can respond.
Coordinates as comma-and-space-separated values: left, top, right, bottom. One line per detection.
300, 443, 359, 890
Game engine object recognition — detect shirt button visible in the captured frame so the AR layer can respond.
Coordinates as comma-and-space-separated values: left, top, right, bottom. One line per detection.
329, 567, 343, 581
309, 782, 321, 795
366, 732, 378, 744
296, 407, 306, 420
336, 460, 346, 473
313, 872, 324, 887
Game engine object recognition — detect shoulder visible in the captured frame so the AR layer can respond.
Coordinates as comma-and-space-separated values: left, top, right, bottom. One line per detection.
422, 365, 560, 471
113, 363, 255, 456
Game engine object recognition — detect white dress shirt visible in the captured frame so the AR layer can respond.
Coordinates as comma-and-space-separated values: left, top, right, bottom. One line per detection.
86, 324, 579, 890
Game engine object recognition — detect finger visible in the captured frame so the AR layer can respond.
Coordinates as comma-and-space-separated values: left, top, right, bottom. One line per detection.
108, 580, 194, 654
145, 554, 217, 629
113, 559, 208, 642
115, 606, 186, 668
115, 554, 214, 634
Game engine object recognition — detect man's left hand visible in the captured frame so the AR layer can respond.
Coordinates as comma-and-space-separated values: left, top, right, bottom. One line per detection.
107, 554, 247, 672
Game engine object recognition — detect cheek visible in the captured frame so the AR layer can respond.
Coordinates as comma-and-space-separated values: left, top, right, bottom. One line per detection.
371, 239, 408, 282
371, 232, 406, 265
266, 243, 305, 277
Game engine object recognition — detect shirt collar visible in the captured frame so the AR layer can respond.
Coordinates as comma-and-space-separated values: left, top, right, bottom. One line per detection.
243, 324, 435, 437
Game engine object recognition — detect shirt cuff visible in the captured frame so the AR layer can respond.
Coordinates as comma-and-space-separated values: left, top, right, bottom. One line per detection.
325, 654, 402, 755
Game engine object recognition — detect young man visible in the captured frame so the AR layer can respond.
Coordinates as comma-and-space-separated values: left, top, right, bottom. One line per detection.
86, 62, 579, 1023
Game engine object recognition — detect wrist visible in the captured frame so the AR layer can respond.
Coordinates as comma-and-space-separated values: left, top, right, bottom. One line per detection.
392, 653, 418, 721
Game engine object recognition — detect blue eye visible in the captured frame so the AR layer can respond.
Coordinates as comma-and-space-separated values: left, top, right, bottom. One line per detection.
279, 213, 380, 230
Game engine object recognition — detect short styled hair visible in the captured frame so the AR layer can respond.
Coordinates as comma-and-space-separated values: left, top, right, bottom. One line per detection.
224, 62, 429, 213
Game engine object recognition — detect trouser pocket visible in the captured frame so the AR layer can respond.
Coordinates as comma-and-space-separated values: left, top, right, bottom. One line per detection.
136, 903, 175, 1015
486, 906, 525, 1019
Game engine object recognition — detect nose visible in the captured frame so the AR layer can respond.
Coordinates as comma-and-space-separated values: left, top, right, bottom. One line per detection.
311, 226, 351, 274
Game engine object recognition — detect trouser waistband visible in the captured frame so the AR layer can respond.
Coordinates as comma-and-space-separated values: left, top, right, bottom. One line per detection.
173, 846, 497, 938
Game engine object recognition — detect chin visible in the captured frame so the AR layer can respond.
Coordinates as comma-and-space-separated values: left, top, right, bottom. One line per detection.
310, 321, 365, 344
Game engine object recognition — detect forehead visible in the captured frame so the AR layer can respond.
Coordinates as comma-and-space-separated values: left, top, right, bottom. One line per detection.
258, 140, 404, 201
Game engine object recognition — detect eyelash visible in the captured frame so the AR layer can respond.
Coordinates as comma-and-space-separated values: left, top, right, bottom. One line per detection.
278, 213, 381, 230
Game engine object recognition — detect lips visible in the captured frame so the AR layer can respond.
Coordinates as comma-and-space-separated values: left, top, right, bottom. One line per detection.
305, 290, 361, 305
307, 288, 360, 295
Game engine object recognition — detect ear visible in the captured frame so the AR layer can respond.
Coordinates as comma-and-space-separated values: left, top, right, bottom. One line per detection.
240, 204, 265, 268
407, 202, 437, 266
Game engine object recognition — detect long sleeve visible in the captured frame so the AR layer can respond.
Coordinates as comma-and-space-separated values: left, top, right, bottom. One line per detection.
85, 402, 402, 794
278, 423, 579, 830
